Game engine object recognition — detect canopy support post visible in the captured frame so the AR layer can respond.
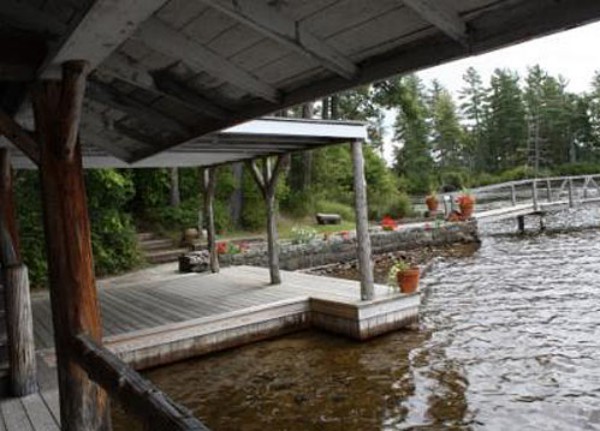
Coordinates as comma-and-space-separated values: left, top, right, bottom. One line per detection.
202, 167, 219, 273
351, 140, 374, 300
247, 156, 288, 285
32, 61, 111, 431
0, 149, 38, 397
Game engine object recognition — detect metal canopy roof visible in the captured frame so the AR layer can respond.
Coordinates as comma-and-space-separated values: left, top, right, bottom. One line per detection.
6, 117, 367, 169
1, 0, 600, 167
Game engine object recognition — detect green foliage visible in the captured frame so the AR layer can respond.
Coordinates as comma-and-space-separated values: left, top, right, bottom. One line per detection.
374, 193, 412, 219
14, 172, 47, 287
15, 169, 142, 287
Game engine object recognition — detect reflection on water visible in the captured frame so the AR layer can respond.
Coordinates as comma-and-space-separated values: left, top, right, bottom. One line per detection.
113, 208, 600, 430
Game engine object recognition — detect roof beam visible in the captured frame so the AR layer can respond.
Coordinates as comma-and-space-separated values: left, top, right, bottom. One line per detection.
134, 18, 281, 103
86, 80, 190, 137
402, 0, 468, 46
41, 0, 170, 78
97, 54, 231, 120
0, 110, 40, 165
201, 0, 358, 80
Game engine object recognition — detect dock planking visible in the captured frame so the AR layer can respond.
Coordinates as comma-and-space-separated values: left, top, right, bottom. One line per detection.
32, 266, 419, 369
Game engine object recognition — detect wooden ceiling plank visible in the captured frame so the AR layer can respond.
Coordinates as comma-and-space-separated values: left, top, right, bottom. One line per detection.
41, 0, 171, 78
201, 0, 358, 79
402, 0, 468, 46
134, 18, 281, 103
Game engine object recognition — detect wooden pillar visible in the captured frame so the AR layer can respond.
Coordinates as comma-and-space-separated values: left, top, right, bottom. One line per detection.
351, 140, 374, 300
32, 61, 111, 430
247, 156, 288, 285
202, 167, 219, 273
0, 150, 38, 396
0, 150, 20, 259
568, 178, 574, 208
532, 180, 539, 211
517, 215, 525, 234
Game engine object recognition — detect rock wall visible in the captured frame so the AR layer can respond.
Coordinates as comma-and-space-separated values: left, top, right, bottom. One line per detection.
217, 220, 479, 271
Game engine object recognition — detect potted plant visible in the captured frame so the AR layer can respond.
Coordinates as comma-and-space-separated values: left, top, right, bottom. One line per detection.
456, 189, 475, 219
388, 260, 420, 294
425, 191, 439, 215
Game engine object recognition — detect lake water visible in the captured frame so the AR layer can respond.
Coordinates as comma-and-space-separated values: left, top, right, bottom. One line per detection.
113, 207, 600, 430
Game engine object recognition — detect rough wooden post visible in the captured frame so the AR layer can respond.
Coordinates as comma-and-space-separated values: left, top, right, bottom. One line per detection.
351, 140, 374, 300
0, 150, 38, 396
202, 168, 219, 273
247, 157, 288, 285
0, 150, 20, 259
517, 215, 525, 234
546, 179, 552, 202
532, 180, 539, 211
32, 61, 111, 430
4, 264, 37, 396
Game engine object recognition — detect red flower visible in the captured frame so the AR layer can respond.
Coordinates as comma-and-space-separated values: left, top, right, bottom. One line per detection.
216, 242, 228, 255
380, 215, 397, 231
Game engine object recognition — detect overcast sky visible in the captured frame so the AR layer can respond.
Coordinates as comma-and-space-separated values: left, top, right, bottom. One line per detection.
382, 20, 600, 162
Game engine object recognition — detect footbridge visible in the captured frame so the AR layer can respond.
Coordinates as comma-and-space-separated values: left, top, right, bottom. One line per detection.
442, 174, 600, 224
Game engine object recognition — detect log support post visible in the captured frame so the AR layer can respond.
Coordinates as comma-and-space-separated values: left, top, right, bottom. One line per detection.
0, 150, 38, 396
532, 180, 539, 211
247, 156, 289, 285
546, 179, 552, 202
32, 61, 111, 430
202, 167, 219, 273
351, 140, 374, 300
517, 215, 525, 234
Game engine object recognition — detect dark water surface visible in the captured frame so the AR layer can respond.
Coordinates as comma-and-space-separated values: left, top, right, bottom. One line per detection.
114, 209, 600, 430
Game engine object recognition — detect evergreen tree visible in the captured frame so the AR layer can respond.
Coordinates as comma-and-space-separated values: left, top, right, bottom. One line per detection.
484, 69, 527, 172
429, 81, 464, 170
459, 67, 487, 171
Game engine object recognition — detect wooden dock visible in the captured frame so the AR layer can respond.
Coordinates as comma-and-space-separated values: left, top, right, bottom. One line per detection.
32, 266, 419, 370
0, 391, 59, 431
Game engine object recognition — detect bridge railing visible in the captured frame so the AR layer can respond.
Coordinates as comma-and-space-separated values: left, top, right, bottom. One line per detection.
441, 174, 600, 218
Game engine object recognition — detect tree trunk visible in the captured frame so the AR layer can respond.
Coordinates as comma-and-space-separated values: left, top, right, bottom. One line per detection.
330, 95, 339, 120
169, 167, 180, 207
33, 64, 111, 430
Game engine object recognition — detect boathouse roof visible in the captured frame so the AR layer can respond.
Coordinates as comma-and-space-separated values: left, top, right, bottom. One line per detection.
1, 0, 599, 166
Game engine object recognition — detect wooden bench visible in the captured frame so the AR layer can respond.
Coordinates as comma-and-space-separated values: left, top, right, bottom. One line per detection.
315, 213, 342, 225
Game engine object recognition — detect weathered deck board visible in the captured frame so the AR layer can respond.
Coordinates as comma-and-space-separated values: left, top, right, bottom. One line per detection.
32, 266, 399, 353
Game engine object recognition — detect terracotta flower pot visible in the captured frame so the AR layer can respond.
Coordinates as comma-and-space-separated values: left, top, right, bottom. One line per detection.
396, 267, 420, 294
425, 195, 439, 213
459, 202, 474, 219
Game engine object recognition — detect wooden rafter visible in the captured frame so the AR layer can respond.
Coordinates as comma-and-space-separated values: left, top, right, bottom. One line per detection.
0, 110, 40, 165
402, 0, 468, 46
97, 54, 231, 120
201, 0, 358, 79
41, 0, 170, 78
134, 18, 281, 103
86, 80, 190, 137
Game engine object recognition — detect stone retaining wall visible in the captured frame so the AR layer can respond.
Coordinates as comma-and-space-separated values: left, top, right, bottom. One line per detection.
218, 220, 479, 271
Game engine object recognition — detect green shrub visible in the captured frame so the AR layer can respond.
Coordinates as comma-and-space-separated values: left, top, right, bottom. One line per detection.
314, 200, 356, 222
372, 193, 413, 219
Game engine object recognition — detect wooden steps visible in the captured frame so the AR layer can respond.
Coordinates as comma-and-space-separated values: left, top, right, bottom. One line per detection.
137, 232, 189, 264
